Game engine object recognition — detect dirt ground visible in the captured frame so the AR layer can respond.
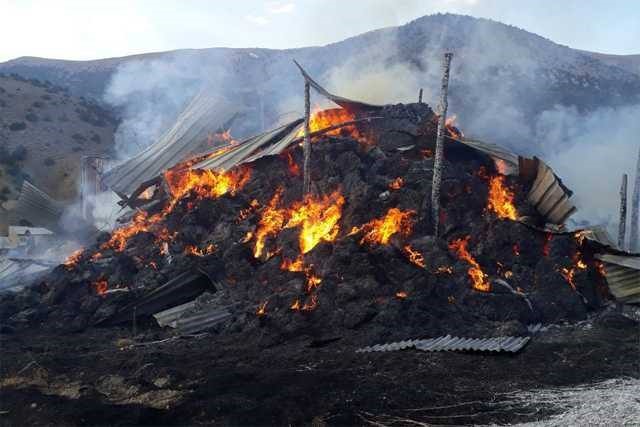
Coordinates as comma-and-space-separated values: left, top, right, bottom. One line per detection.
0, 309, 638, 427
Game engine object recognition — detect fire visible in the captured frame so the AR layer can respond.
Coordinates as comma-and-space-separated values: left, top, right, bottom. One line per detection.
252, 188, 344, 258
285, 190, 345, 254
184, 244, 216, 257
290, 299, 301, 310
63, 249, 83, 270
445, 115, 464, 139
302, 294, 318, 311
351, 208, 415, 245
297, 108, 369, 146
559, 267, 577, 290
435, 265, 453, 275
256, 301, 268, 316
395, 291, 408, 299
595, 261, 606, 277
280, 255, 323, 292
448, 236, 491, 292
237, 199, 260, 223
420, 149, 433, 159
403, 245, 425, 268
164, 165, 251, 203
285, 151, 300, 176
101, 210, 153, 252
487, 175, 518, 220
93, 278, 108, 296
542, 233, 553, 257
253, 188, 287, 259
512, 243, 520, 256
388, 177, 404, 190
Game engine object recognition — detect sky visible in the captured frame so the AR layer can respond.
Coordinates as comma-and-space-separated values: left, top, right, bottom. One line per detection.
0, 0, 638, 62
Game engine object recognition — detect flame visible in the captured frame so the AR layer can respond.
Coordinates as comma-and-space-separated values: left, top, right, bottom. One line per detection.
237, 199, 260, 223
138, 186, 155, 200
252, 188, 344, 258
595, 261, 606, 277
403, 245, 425, 268
290, 299, 301, 310
352, 208, 415, 245
445, 115, 464, 139
512, 243, 520, 256
435, 265, 453, 275
164, 165, 251, 203
285, 190, 345, 254
256, 301, 268, 316
420, 149, 433, 159
448, 236, 491, 292
93, 278, 108, 296
487, 175, 518, 220
184, 244, 216, 257
253, 188, 287, 259
285, 151, 300, 176
148, 261, 158, 270
559, 267, 577, 290
281, 255, 323, 292
388, 177, 404, 190
297, 108, 369, 146
395, 291, 408, 299
63, 249, 83, 270
302, 294, 318, 311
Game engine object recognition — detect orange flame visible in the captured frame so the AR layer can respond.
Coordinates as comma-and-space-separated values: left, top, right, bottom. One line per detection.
281, 255, 323, 292
285, 190, 345, 254
256, 301, 268, 316
448, 236, 491, 292
285, 151, 300, 176
164, 165, 251, 203
253, 188, 287, 259
290, 299, 301, 310
63, 249, 83, 270
487, 175, 518, 220
351, 208, 415, 245
403, 245, 425, 268
93, 278, 108, 296
395, 291, 408, 299
297, 108, 370, 146
388, 177, 404, 190
302, 294, 318, 311
184, 244, 216, 257
435, 265, 453, 275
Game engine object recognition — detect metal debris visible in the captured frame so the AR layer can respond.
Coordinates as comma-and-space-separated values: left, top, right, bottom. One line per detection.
356, 335, 531, 353
595, 253, 640, 304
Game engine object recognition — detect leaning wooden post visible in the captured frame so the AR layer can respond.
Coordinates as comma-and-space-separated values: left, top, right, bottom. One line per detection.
418, 88, 423, 103
431, 52, 453, 237
618, 173, 628, 250
303, 79, 311, 195
629, 146, 640, 252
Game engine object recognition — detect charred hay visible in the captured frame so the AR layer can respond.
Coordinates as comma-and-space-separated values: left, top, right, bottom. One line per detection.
0, 103, 610, 344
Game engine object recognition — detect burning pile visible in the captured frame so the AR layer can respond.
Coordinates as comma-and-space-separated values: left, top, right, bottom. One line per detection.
13, 102, 609, 342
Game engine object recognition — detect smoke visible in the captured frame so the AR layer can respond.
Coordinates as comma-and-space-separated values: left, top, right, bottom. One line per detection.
103, 53, 227, 160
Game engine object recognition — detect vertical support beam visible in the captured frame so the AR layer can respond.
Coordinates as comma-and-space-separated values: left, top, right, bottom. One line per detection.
418, 88, 423, 104
431, 52, 453, 238
303, 80, 311, 195
619, 173, 628, 250
630, 146, 640, 252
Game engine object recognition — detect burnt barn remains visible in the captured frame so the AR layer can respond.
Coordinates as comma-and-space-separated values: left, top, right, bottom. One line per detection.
1, 61, 638, 352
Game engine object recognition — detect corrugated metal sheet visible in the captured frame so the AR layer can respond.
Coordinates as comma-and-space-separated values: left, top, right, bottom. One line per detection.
12, 181, 64, 230
192, 119, 303, 171
153, 292, 233, 334
452, 136, 520, 175
356, 335, 531, 353
0, 258, 50, 291
595, 254, 640, 304
293, 60, 384, 112
526, 159, 577, 224
102, 90, 239, 195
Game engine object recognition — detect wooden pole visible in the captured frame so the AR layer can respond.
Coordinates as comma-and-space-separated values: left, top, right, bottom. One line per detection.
303, 80, 311, 195
431, 52, 453, 237
418, 88, 423, 103
618, 173, 628, 250
630, 146, 640, 252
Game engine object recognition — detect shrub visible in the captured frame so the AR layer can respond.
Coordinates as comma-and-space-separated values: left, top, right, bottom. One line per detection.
9, 122, 26, 131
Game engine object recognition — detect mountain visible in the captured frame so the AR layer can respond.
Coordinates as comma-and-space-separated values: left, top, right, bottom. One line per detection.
1, 14, 638, 153
0, 74, 117, 232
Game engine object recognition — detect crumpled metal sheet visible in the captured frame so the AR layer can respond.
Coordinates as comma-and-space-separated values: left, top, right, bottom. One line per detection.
12, 181, 64, 230
356, 335, 531, 353
192, 119, 303, 171
527, 158, 577, 224
0, 258, 50, 291
452, 136, 520, 175
153, 292, 233, 334
595, 253, 640, 304
102, 90, 238, 195
293, 60, 384, 112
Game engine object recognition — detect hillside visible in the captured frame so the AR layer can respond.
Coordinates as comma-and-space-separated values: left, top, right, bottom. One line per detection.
0, 74, 117, 231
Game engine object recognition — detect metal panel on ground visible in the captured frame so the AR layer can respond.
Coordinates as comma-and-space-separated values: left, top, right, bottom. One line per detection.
102, 90, 238, 195
356, 335, 531, 353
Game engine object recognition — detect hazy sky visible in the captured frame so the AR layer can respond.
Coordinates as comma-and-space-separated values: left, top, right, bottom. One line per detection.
0, 0, 638, 62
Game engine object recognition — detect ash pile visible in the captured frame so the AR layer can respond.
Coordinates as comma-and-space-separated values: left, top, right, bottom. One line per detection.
0, 70, 627, 346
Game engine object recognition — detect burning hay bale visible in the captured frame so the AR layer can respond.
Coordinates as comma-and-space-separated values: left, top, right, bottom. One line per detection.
0, 99, 614, 345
